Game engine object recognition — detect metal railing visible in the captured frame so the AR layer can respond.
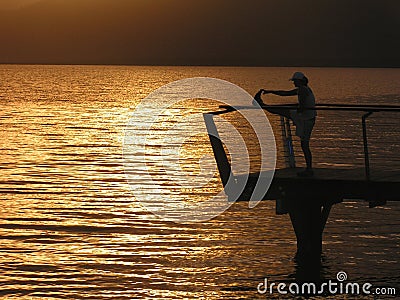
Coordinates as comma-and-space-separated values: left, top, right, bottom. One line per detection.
265, 103, 400, 181
216, 103, 400, 181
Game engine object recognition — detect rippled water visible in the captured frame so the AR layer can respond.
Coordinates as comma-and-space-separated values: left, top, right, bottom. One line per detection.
0, 65, 399, 299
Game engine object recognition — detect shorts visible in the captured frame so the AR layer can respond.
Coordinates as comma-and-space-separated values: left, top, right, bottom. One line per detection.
290, 110, 316, 141
297, 118, 316, 141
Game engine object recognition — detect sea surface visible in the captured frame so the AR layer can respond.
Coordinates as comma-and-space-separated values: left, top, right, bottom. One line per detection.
0, 65, 399, 299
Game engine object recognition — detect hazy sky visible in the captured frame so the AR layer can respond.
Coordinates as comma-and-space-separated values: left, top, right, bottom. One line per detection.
0, 0, 399, 66
0, 0, 40, 10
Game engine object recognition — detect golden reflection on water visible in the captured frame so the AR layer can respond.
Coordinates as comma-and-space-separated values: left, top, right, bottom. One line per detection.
0, 65, 399, 299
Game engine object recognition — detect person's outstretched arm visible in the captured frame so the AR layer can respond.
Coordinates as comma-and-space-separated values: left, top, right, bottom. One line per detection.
262, 89, 298, 97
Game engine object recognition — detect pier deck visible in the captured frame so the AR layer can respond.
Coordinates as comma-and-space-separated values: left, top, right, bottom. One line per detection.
234, 168, 400, 205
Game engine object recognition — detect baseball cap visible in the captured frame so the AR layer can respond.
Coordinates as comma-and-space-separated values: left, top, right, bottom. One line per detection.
289, 72, 306, 81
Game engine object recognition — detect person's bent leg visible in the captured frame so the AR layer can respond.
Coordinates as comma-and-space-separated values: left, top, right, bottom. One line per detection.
265, 107, 292, 119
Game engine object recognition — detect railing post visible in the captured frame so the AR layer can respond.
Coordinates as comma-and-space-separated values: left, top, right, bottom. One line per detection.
285, 118, 296, 168
203, 113, 234, 188
280, 116, 296, 168
362, 112, 373, 181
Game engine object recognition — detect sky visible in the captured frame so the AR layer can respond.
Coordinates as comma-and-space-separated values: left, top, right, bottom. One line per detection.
0, 0, 399, 67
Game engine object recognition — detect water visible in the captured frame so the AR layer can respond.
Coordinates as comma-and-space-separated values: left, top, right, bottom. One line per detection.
0, 65, 399, 299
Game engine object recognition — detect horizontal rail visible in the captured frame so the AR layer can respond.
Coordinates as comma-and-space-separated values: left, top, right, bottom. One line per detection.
218, 104, 400, 113
315, 103, 400, 109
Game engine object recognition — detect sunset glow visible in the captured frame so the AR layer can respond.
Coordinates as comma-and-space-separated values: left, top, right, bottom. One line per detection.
0, 0, 399, 298
0, 0, 40, 10
0, 0, 398, 66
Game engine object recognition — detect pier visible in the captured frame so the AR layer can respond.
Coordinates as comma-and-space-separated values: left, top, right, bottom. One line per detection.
204, 103, 400, 263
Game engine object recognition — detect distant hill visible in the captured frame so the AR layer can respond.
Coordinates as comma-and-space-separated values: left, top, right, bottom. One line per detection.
0, 0, 399, 66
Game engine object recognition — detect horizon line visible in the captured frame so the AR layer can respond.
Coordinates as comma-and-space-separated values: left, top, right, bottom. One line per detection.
1, 62, 399, 69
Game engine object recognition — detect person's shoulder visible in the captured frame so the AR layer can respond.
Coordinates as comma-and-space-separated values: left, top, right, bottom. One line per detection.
298, 85, 311, 95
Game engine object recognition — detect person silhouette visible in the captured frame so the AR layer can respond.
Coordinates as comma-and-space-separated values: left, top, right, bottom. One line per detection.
256, 72, 317, 177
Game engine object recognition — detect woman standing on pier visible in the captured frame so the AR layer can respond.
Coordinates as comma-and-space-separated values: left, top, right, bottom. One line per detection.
256, 72, 317, 177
